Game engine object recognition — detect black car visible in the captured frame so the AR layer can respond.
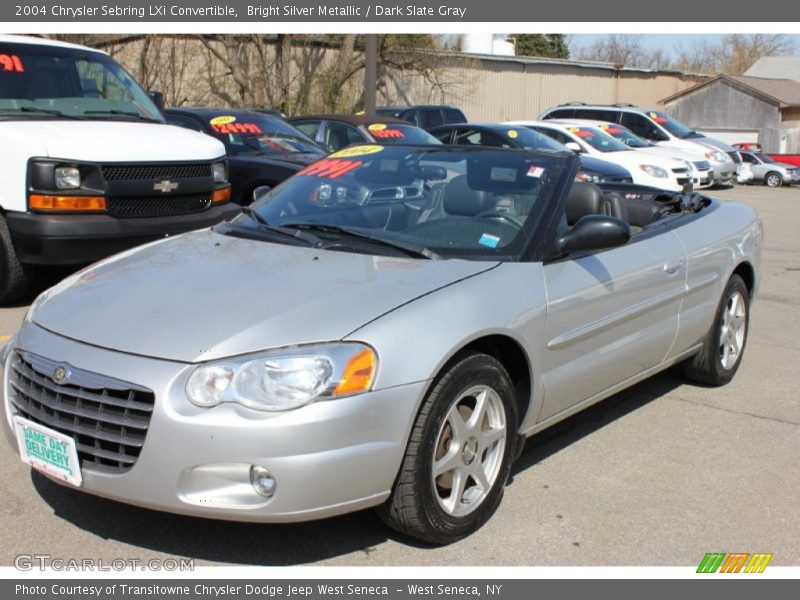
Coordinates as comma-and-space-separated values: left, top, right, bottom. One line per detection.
289, 114, 441, 153
375, 105, 468, 129
165, 108, 326, 205
429, 123, 633, 184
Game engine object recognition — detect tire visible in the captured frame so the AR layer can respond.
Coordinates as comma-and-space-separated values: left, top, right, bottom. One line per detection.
377, 352, 518, 544
683, 274, 749, 386
0, 214, 32, 306
764, 172, 783, 188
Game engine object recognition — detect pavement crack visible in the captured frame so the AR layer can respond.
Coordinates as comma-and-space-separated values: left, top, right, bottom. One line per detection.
669, 395, 800, 427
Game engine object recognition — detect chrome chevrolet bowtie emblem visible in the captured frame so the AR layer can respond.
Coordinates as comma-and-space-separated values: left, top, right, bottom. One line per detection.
153, 179, 179, 193
53, 366, 68, 384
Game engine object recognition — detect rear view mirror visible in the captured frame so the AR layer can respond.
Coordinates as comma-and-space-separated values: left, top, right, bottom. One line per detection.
556, 215, 631, 254
564, 142, 582, 153
252, 185, 272, 204
148, 90, 165, 113
416, 165, 447, 180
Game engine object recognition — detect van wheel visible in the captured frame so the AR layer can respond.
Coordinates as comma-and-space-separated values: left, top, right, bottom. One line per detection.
683, 275, 749, 386
377, 353, 518, 544
764, 172, 783, 188
0, 215, 32, 306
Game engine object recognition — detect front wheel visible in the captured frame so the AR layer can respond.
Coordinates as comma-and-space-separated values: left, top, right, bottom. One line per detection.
377, 353, 518, 544
683, 274, 750, 386
764, 172, 783, 188
0, 214, 32, 306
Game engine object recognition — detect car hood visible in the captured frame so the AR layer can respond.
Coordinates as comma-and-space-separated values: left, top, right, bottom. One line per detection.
32, 229, 498, 363
0, 120, 225, 162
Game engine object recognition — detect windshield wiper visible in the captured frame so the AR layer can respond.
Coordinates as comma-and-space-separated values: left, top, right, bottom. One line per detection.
83, 109, 160, 122
281, 222, 441, 260
237, 207, 322, 246
0, 107, 84, 119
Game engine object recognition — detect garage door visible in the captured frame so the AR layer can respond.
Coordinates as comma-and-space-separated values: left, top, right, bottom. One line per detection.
698, 129, 759, 145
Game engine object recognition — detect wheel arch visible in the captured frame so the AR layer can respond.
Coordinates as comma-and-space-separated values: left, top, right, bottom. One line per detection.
732, 261, 756, 298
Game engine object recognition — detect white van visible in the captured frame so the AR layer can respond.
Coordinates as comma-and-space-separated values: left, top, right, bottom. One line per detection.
0, 35, 238, 304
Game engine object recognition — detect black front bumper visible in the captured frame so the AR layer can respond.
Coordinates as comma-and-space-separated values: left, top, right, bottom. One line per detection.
7, 203, 241, 265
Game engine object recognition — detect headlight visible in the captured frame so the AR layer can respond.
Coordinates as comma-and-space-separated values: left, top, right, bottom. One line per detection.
0, 335, 14, 364
54, 166, 81, 189
705, 150, 727, 162
186, 343, 377, 411
576, 171, 601, 183
639, 164, 668, 178
212, 161, 228, 184
23, 289, 51, 324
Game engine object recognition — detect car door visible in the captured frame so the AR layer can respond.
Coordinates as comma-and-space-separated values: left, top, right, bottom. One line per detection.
538, 209, 687, 420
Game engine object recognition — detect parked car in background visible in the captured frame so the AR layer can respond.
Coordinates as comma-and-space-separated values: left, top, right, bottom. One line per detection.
165, 108, 326, 205
289, 114, 440, 152
733, 142, 762, 153
375, 105, 468, 129
558, 119, 714, 189
739, 151, 800, 187
251, 108, 288, 119
0, 35, 237, 305
509, 120, 692, 191
540, 103, 740, 184
429, 123, 633, 183
3, 144, 762, 545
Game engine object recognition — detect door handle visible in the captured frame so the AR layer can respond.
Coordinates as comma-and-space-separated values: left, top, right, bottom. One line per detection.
663, 259, 684, 275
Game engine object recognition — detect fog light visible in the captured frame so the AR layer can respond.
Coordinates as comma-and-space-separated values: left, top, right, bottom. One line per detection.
250, 465, 276, 498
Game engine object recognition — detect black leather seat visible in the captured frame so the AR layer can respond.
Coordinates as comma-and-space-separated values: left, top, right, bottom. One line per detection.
443, 175, 494, 217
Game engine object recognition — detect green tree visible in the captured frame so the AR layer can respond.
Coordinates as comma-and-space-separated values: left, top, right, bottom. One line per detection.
512, 34, 569, 59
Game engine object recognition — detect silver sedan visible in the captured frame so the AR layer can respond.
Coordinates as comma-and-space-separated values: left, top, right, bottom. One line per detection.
1, 145, 762, 544
740, 151, 800, 187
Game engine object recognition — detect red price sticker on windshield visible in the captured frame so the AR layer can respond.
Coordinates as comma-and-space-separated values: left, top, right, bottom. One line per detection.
575, 130, 593, 138
212, 122, 263, 135
298, 158, 363, 180
370, 128, 405, 139
0, 54, 24, 73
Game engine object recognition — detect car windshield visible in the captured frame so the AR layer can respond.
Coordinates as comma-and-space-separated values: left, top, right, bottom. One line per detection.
595, 123, 651, 148
366, 123, 441, 145
510, 127, 569, 152
564, 126, 630, 153
0, 41, 164, 122
646, 111, 700, 139
224, 146, 571, 260
209, 114, 323, 155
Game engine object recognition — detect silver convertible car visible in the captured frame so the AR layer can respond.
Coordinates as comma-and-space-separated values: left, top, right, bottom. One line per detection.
2, 145, 762, 544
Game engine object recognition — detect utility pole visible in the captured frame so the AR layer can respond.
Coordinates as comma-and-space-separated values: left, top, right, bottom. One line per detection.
364, 34, 377, 117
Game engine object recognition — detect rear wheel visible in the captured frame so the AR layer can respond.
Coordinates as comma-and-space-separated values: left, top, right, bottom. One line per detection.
684, 275, 749, 386
765, 171, 783, 187
0, 215, 32, 306
377, 353, 518, 544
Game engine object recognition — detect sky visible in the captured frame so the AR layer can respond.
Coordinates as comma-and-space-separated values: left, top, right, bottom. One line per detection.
569, 34, 800, 59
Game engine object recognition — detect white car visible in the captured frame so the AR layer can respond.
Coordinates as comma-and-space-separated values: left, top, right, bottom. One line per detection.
555, 119, 714, 189
507, 120, 692, 192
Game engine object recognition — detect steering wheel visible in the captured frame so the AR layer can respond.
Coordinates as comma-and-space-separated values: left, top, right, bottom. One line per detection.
475, 210, 524, 230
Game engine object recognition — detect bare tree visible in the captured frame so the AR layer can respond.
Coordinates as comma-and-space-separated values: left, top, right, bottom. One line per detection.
675, 34, 796, 75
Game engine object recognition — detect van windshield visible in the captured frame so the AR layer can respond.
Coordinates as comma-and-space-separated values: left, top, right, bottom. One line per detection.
0, 41, 164, 123
647, 111, 700, 139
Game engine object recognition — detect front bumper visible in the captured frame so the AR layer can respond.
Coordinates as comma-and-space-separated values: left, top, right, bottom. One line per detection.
2, 324, 425, 523
6, 203, 241, 265
707, 159, 736, 183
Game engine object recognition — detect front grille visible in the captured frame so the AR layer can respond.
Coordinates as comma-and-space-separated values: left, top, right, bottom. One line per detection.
671, 168, 690, 174
102, 163, 212, 181
677, 177, 691, 185
8, 351, 155, 473
728, 151, 742, 164
107, 193, 212, 218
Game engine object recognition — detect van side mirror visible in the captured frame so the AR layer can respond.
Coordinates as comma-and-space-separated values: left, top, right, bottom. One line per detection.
564, 142, 582, 153
148, 90, 165, 113
647, 127, 668, 142
556, 215, 631, 254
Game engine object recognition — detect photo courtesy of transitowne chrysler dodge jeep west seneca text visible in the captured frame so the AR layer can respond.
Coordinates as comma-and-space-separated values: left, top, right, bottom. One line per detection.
2, 145, 761, 544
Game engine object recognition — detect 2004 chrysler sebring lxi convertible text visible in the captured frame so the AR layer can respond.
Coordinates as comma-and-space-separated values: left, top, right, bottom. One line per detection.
1, 145, 762, 544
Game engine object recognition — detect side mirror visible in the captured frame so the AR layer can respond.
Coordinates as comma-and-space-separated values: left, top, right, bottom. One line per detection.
556, 215, 631, 254
148, 90, 165, 113
252, 185, 272, 204
564, 141, 582, 153
647, 128, 669, 142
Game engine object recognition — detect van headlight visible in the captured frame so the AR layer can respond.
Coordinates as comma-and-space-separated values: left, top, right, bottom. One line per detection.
705, 150, 727, 163
639, 164, 668, 178
212, 161, 228, 184
186, 343, 377, 411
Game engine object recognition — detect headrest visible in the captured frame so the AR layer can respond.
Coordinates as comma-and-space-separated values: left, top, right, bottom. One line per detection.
443, 174, 494, 216
565, 182, 602, 225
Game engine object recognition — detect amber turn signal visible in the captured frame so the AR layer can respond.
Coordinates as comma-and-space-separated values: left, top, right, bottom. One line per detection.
212, 185, 231, 204
333, 348, 377, 396
29, 194, 106, 212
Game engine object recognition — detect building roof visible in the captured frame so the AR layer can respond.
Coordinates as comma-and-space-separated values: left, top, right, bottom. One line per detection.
745, 56, 800, 83
660, 74, 800, 109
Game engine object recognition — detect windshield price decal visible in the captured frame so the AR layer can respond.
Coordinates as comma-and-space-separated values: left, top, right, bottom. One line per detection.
0, 54, 24, 73
212, 122, 263, 135
298, 158, 363, 179
367, 123, 387, 131
370, 128, 405, 139
330, 145, 383, 158
209, 115, 236, 126
574, 130, 593, 138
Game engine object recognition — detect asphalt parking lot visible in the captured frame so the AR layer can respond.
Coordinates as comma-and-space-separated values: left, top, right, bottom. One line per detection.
0, 183, 798, 567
